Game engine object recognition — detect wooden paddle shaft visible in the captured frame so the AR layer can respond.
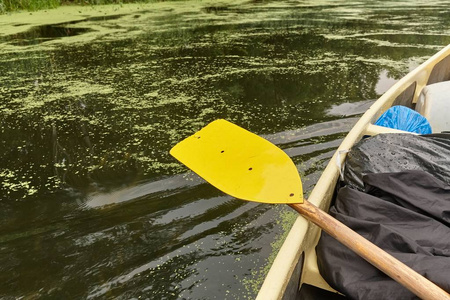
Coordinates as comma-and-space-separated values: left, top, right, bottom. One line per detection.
289, 200, 450, 300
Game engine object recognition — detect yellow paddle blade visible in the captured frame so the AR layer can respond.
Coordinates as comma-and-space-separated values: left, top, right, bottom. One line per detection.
170, 119, 303, 204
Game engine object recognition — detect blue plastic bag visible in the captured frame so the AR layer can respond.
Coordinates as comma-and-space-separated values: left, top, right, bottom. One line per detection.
375, 105, 432, 134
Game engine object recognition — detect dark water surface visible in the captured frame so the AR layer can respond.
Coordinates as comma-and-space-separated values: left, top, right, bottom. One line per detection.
1, 0, 449, 298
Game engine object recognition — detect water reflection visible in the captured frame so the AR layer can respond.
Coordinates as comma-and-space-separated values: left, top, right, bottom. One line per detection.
0, 0, 449, 298
7, 25, 93, 46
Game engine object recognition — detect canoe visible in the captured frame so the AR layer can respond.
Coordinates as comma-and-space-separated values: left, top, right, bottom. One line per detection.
257, 44, 450, 299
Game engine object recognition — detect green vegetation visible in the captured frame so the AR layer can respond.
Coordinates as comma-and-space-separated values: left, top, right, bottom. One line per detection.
0, 0, 172, 13
242, 208, 298, 297
0, 0, 59, 13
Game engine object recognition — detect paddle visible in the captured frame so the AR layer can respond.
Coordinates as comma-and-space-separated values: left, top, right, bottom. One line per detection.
170, 119, 450, 300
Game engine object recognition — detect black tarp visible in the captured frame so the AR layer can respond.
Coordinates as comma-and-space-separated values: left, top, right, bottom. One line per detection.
343, 133, 450, 191
316, 133, 450, 299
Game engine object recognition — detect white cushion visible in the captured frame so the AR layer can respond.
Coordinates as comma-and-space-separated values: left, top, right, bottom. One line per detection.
416, 81, 450, 133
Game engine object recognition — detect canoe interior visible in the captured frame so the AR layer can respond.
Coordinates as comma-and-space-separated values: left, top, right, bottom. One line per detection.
257, 44, 450, 300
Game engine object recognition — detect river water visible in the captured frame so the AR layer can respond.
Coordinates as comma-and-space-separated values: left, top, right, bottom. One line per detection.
0, 0, 449, 298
